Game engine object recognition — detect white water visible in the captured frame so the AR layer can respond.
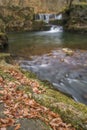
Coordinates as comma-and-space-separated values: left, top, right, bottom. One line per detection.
50, 25, 63, 33
38, 14, 50, 23
35, 13, 63, 33
55, 14, 62, 20
36, 13, 62, 23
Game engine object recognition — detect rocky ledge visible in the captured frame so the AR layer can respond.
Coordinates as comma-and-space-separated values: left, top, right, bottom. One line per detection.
63, 2, 87, 33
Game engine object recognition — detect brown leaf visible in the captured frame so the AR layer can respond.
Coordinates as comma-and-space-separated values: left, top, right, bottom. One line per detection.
15, 124, 21, 130
0, 119, 8, 124
14, 102, 20, 109
50, 118, 66, 128
0, 128, 7, 130
0, 76, 4, 82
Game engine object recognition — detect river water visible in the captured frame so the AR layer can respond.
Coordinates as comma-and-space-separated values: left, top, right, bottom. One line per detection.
8, 29, 87, 105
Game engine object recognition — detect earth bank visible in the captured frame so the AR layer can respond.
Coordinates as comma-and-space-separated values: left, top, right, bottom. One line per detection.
0, 54, 87, 130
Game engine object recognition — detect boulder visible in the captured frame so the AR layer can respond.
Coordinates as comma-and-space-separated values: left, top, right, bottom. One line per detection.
63, 3, 87, 33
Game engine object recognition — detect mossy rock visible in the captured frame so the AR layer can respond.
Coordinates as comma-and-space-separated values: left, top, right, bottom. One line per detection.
63, 3, 87, 33
23, 70, 87, 130
32, 20, 46, 31
32, 87, 87, 130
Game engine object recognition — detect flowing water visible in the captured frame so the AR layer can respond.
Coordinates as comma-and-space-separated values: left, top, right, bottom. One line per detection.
34, 14, 62, 23
8, 28, 87, 105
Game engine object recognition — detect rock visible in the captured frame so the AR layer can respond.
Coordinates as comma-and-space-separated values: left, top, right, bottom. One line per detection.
7, 119, 52, 130
63, 2, 87, 33
0, 19, 5, 33
49, 19, 63, 26
0, 33, 8, 49
32, 20, 46, 31
0, 0, 67, 32
62, 48, 74, 56
3, 6, 34, 32
0, 0, 66, 13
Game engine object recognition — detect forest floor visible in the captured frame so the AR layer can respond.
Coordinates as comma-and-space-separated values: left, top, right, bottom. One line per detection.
0, 53, 87, 130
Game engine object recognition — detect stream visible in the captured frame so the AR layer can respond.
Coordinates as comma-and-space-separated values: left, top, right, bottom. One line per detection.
8, 29, 87, 105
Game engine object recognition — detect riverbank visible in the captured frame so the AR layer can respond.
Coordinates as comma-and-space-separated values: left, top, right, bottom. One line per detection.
0, 53, 87, 130
63, 2, 87, 33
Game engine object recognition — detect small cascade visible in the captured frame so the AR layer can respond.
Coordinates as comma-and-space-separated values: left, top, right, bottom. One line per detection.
55, 14, 62, 20
35, 13, 62, 23
34, 13, 63, 32
50, 25, 63, 33
45, 14, 50, 23
35, 14, 50, 23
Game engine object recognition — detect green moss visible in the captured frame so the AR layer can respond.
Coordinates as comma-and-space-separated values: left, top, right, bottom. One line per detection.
0, 68, 15, 81
0, 32, 6, 36
0, 60, 87, 130
0, 53, 10, 62
21, 69, 37, 79
22, 70, 87, 130
32, 20, 46, 31
73, 2, 87, 6
32, 88, 87, 129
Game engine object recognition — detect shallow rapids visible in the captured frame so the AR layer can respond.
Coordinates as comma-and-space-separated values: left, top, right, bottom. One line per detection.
20, 49, 87, 105
8, 30, 87, 105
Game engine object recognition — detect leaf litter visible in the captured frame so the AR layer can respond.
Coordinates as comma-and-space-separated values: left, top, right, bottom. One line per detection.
0, 67, 75, 130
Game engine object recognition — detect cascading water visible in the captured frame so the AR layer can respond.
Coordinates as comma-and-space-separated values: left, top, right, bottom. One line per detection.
35, 13, 63, 32
50, 25, 63, 33
35, 14, 50, 23
55, 14, 62, 20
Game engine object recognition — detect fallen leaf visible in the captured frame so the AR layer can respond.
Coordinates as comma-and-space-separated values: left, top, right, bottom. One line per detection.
15, 124, 21, 130
0, 128, 7, 130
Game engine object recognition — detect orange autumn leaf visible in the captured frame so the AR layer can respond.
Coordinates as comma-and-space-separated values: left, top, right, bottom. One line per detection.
15, 124, 21, 130
0, 128, 7, 130
0, 67, 75, 130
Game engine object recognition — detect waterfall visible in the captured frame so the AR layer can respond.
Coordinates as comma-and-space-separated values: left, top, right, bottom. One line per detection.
50, 25, 63, 33
45, 14, 50, 23
35, 14, 50, 23
35, 13, 63, 32
55, 14, 62, 20
35, 13, 62, 23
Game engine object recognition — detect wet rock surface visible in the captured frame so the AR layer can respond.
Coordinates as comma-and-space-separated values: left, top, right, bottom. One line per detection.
20, 48, 87, 105
8, 119, 52, 130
